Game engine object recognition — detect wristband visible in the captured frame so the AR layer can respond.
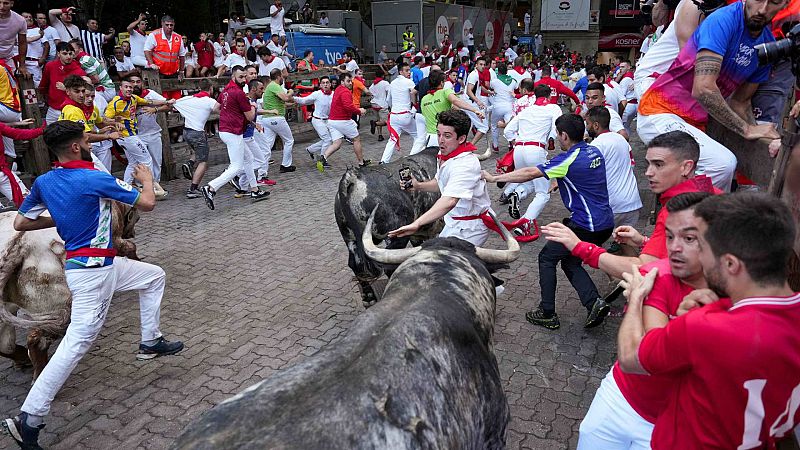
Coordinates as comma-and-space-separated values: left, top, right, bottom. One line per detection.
571, 241, 606, 269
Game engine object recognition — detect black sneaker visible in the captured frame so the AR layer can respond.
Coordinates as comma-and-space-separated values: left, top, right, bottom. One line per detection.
526, 307, 560, 330
200, 186, 215, 210
250, 190, 270, 202
228, 176, 240, 191
359, 159, 372, 167
181, 160, 195, 180
3, 413, 43, 450
186, 188, 201, 199
499, 193, 510, 204
370, 119, 376, 135
378, 135, 384, 141
508, 192, 520, 219
585, 298, 611, 328
306, 148, 315, 160
233, 188, 249, 198
136, 337, 184, 361
279, 165, 296, 173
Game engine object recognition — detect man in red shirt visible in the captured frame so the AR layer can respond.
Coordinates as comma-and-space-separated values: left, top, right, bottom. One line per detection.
578, 191, 725, 448
39, 41, 87, 123
316, 73, 369, 171
200, 66, 269, 210
618, 191, 800, 449
534, 66, 580, 108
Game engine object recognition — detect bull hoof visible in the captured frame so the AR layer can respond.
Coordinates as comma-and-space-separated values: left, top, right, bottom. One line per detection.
362, 299, 378, 309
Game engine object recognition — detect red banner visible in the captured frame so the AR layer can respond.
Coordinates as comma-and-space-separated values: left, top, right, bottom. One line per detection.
598, 32, 643, 49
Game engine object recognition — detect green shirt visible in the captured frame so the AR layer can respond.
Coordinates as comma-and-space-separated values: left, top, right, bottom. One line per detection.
262, 82, 286, 117
420, 88, 454, 134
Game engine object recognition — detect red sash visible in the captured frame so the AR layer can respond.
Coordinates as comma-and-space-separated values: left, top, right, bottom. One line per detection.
453, 211, 505, 240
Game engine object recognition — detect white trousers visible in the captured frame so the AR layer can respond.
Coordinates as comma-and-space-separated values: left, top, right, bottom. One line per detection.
21, 258, 165, 417
411, 133, 438, 155
250, 129, 271, 177
381, 112, 416, 163
0, 104, 22, 157
465, 101, 489, 134
577, 370, 653, 450
621, 103, 637, 134
138, 132, 163, 182
24, 61, 43, 88
261, 116, 294, 167
0, 170, 29, 203
131, 55, 148, 67
514, 145, 550, 221
491, 103, 513, 148
91, 141, 113, 174
45, 107, 61, 124
233, 137, 262, 188
637, 113, 737, 191
117, 135, 154, 184
410, 112, 429, 155
209, 131, 254, 192
307, 118, 332, 156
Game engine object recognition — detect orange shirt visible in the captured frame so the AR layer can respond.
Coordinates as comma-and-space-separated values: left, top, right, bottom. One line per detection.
352, 77, 365, 108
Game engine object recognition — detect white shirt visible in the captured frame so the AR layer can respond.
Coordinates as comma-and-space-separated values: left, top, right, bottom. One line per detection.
369, 79, 390, 109
257, 56, 286, 76
174, 95, 218, 131
43, 26, 59, 58
136, 90, 166, 134
604, 105, 625, 133
293, 90, 332, 118
604, 81, 622, 110
269, 5, 285, 34
457, 47, 469, 59
504, 47, 518, 61
635, 2, 682, 82
421, 65, 431, 78
618, 75, 635, 101
388, 75, 415, 112
508, 68, 531, 88
533, 69, 542, 82
319, 16, 329, 26
504, 102, 560, 143
48, 11, 79, 42
489, 78, 517, 107
436, 153, 492, 232
444, 80, 455, 91
213, 41, 230, 66
591, 132, 642, 214
345, 59, 359, 75
26, 29, 46, 59
224, 52, 248, 69
143, 30, 188, 56
464, 70, 485, 101
266, 40, 285, 57
113, 56, 135, 72
129, 29, 147, 62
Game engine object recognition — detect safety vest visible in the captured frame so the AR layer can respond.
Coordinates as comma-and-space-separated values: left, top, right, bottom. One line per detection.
151, 30, 182, 76
402, 31, 415, 50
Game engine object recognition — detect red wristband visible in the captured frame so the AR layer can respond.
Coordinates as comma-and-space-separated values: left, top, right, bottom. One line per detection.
571, 241, 606, 269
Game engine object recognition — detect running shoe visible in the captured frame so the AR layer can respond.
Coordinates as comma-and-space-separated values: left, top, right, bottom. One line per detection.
228, 176, 240, 191
2, 412, 43, 450
137, 337, 184, 360
279, 165, 296, 173
508, 192, 520, 219
257, 177, 277, 186
306, 148, 315, 160
316, 155, 330, 172
526, 307, 560, 330
233, 188, 249, 198
585, 298, 611, 329
186, 189, 201, 199
498, 193, 510, 204
370, 119, 376, 135
250, 190, 270, 202
359, 159, 372, 167
378, 135, 384, 141
200, 186, 215, 210
181, 160, 195, 180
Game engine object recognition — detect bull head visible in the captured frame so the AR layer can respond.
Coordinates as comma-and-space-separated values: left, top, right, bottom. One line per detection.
362, 205, 520, 265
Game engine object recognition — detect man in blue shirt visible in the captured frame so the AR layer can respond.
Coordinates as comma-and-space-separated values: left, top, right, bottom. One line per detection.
484, 114, 615, 330
411, 56, 424, 85
4, 121, 183, 449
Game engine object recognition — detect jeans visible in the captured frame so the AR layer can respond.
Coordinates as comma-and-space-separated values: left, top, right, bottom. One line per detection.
538, 220, 612, 314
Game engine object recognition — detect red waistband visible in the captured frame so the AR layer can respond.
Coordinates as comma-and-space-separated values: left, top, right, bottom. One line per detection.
66, 247, 117, 259
391, 110, 410, 114
515, 141, 545, 148
452, 210, 505, 240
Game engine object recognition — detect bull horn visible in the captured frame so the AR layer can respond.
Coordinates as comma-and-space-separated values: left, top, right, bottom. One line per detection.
361, 205, 421, 264
474, 210, 520, 263
476, 146, 492, 161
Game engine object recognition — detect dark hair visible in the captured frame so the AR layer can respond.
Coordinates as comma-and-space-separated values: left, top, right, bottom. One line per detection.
234, 38, 245, 45
69, 39, 84, 50
269, 68, 282, 80
303, 49, 313, 58
461, 56, 470, 64
413, 56, 423, 64
425, 55, 433, 65
647, 131, 700, 165
247, 79, 262, 91
586, 82, 605, 93
533, 84, 551, 98
586, 106, 610, 129
437, 109, 471, 138
476, 56, 487, 64
519, 78, 534, 93
513, 56, 524, 67
497, 62, 507, 75
63, 75, 86, 91
555, 114, 585, 142
541, 66, 551, 77
319, 76, 330, 82
44, 121, 85, 156
120, 74, 136, 84
665, 191, 712, 213
695, 192, 795, 286
231, 65, 246, 74
398, 62, 410, 72
258, 46, 271, 57
56, 41, 73, 53
341, 73, 353, 81
589, 66, 606, 81
428, 70, 445, 88
198, 79, 212, 91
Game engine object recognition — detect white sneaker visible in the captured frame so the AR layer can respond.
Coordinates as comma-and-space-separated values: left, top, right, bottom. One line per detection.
495, 285, 505, 296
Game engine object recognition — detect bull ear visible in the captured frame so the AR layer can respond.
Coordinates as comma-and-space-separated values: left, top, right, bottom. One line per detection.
361, 205, 421, 264
474, 210, 520, 263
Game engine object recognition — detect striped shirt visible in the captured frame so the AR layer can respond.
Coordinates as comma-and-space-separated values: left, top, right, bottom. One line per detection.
104, 94, 148, 137
80, 29, 105, 62
77, 52, 114, 90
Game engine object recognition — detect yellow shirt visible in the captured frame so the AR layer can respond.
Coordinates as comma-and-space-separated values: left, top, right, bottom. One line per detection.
0, 66, 19, 111
105, 94, 148, 137
59, 104, 100, 132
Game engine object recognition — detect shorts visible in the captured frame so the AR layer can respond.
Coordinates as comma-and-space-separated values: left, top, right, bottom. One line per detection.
183, 128, 209, 162
613, 209, 640, 228
371, 106, 388, 122
752, 59, 794, 127
328, 119, 359, 140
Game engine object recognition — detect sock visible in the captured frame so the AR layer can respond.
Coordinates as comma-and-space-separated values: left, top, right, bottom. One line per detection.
23, 413, 44, 427
141, 338, 159, 346
190, 183, 198, 191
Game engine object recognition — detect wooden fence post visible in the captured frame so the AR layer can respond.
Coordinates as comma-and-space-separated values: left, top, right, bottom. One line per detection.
141, 69, 176, 181
16, 76, 51, 175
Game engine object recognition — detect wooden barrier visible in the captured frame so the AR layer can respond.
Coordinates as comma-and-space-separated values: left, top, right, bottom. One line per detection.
15, 76, 51, 176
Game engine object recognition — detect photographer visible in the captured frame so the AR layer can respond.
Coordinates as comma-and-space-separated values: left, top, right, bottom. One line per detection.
637, 0, 787, 192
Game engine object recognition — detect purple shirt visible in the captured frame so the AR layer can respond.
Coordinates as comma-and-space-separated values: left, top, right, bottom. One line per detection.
217, 81, 252, 135
0, 11, 27, 60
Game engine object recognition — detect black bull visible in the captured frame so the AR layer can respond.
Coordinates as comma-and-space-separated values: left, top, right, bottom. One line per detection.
334, 148, 441, 306
172, 236, 512, 449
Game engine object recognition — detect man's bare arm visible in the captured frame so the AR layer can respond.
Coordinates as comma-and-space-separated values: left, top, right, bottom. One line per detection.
728, 82, 759, 125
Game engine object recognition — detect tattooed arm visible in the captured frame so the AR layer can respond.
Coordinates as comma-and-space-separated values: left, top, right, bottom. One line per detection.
692, 50, 779, 140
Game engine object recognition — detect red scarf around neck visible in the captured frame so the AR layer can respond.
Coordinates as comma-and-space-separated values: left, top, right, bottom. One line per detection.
438, 142, 476, 162
534, 97, 549, 106
53, 160, 97, 170
193, 91, 211, 98
64, 98, 95, 121
513, 66, 526, 75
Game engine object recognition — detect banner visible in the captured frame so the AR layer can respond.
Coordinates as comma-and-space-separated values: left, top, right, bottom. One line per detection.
598, 31, 643, 49
541, 0, 590, 31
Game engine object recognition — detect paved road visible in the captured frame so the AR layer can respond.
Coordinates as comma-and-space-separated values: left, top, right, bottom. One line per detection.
0, 127, 649, 449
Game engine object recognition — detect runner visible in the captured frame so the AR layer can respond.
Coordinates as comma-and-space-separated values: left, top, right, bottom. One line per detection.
293, 76, 333, 160
419, 70, 484, 150
172, 79, 219, 198
260, 68, 296, 173
380, 62, 417, 163
489, 62, 517, 153
317, 73, 369, 171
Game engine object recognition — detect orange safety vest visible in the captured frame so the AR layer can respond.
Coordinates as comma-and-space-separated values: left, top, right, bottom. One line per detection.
151, 30, 182, 76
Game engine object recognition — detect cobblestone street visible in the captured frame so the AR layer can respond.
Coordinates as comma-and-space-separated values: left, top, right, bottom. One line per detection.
0, 129, 650, 449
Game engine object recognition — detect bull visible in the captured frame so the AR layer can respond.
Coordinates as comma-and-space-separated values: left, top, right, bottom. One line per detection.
172, 207, 519, 450
0, 203, 139, 380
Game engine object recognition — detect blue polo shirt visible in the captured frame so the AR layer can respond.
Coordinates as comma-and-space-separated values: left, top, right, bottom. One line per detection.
537, 141, 614, 232
19, 167, 140, 270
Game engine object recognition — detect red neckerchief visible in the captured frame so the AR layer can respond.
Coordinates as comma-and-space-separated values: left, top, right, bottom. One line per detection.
438, 142, 476, 162
27, 24, 37, 29
513, 66, 526, 75
355, 76, 365, 83
193, 91, 211, 98
321, 89, 332, 96
64, 98, 95, 121
622, 71, 634, 80
478, 68, 491, 89
373, 77, 384, 84
53, 160, 97, 170
534, 97, 549, 106
139, 88, 150, 97
427, 87, 441, 95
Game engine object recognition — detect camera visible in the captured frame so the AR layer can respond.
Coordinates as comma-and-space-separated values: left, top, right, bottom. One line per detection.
756, 23, 800, 75
398, 167, 413, 190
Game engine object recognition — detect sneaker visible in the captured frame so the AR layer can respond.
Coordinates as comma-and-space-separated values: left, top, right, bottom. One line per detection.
186, 188, 201, 199
497, 182, 507, 189
228, 176, 240, 191
233, 189, 249, 198
154, 182, 168, 200
506, 218, 540, 243
257, 177, 277, 186
370, 119, 376, 135
378, 135, 384, 141
200, 186, 215, 210
181, 160, 195, 180
316, 155, 330, 173
306, 148, 315, 160
508, 192, 520, 219
498, 193, 510, 204
585, 298, 611, 329
359, 159, 372, 167
279, 165, 296, 173
525, 307, 560, 330
137, 336, 184, 360
250, 190, 270, 202
3, 413, 43, 450
269, 159, 275, 164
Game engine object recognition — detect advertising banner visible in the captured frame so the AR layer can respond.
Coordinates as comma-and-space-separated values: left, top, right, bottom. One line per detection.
540, 0, 590, 31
